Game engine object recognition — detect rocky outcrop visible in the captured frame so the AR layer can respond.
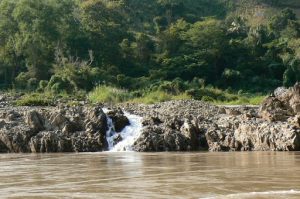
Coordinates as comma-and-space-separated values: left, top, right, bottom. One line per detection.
259, 83, 300, 121
124, 84, 300, 152
0, 105, 130, 153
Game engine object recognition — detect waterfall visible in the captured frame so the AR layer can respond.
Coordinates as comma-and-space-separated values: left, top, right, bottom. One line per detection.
103, 108, 143, 152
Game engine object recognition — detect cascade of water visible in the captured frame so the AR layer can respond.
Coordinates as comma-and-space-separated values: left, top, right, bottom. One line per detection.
105, 116, 115, 150
103, 108, 143, 152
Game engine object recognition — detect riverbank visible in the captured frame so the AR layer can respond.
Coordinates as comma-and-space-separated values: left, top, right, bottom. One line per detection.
0, 84, 299, 153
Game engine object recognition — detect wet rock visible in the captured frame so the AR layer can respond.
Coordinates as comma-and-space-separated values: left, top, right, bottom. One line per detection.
107, 109, 130, 132
113, 134, 123, 146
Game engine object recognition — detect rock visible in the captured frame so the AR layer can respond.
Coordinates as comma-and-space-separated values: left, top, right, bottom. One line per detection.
259, 97, 293, 122
85, 107, 107, 133
25, 110, 44, 131
133, 127, 165, 152
71, 131, 107, 152
107, 109, 130, 132
113, 134, 123, 146
218, 107, 226, 114
49, 113, 69, 130
180, 120, 200, 150
0, 126, 36, 152
234, 122, 300, 151
30, 131, 73, 153
288, 115, 300, 128
5, 110, 21, 122
164, 129, 189, 151
225, 108, 241, 116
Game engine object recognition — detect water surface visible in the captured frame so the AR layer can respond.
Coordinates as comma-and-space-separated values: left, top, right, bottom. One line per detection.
0, 152, 300, 199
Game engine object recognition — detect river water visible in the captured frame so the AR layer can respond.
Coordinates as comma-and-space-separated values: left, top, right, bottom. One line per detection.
0, 152, 300, 199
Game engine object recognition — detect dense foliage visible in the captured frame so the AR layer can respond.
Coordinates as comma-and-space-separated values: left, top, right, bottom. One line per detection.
0, 0, 300, 100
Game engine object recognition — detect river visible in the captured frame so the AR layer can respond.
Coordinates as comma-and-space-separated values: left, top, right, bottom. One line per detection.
0, 152, 300, 199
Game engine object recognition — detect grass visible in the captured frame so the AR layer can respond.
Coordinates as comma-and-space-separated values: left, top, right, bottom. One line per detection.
88, 85, 132, 104
213, 95, 267, 105
15, 90, 86, 106
12, 85, 266, 106
129, 91, 192, 104
15, 92, 54, 106
88, 85, 266, 105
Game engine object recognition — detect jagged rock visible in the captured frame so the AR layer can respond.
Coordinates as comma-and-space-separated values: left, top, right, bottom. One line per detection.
25, 110, 44, 131
107, 109, 130, 132
30, 131, 73, 153
85, 107, 107, 133
133, 126, 165, 152
49, 112, 69, 130
180, 120, 200, 150
260, 83, 300, 122
0, 126, 36, 152
71, 131, 107, 152
259, 97, 293, 122
234, 122, 300, 151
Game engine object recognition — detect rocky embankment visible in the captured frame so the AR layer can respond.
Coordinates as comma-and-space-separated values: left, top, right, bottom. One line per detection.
1, 84, 300, 153
0, 105, 129, 153
124, 83, 300, 152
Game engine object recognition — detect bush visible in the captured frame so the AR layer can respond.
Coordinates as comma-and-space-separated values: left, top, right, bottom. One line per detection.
202, 96, 214, 102
47, 75, 75, 93
15, 72, 31, 89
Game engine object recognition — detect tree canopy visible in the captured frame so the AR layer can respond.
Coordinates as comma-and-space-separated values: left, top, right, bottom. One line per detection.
0, 0, 300, 93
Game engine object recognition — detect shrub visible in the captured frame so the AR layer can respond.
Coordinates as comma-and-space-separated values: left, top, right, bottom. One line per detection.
47, 75, 75, 93
15, 93, 53, 106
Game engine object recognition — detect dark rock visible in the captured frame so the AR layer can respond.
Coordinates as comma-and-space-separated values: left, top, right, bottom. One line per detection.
113, 134, 123, 146
107, 109, 130, 132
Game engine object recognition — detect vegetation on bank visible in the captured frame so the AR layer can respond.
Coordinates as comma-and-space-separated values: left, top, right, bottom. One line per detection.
0, 0, 299, 105
13, 85, 266, 106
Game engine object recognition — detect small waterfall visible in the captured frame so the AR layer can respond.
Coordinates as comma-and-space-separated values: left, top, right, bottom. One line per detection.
103, 108, 143, 152
105, 116, 116, 150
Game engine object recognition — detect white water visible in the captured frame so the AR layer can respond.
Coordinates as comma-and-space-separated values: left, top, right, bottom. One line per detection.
103, 108, 143, 152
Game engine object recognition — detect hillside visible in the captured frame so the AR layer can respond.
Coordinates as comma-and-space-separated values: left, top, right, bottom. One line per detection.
0, 0, 300, 104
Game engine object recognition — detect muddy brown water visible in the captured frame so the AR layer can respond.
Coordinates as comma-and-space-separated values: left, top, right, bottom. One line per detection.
0, 152, 300, 199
